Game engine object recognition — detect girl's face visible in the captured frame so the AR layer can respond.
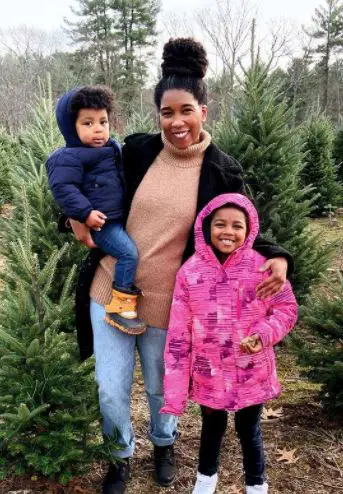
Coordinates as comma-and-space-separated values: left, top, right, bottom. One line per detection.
210, 207, 247, 258
159, 89, 208, 149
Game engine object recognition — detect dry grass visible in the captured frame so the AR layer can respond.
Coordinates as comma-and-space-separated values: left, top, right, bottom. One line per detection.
1, 216, 343, 493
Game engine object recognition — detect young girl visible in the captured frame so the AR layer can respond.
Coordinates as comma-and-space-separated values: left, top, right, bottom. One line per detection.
161, 193, 298, 494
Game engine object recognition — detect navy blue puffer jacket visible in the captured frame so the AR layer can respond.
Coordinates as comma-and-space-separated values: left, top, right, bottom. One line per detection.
46, 89, 125, 223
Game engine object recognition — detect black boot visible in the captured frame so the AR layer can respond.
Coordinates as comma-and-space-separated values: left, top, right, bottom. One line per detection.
153, 445, 176, 487
102, 459, 130, 494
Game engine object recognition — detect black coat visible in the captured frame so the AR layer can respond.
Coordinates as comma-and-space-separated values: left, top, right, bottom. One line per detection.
75, 133, 294, 360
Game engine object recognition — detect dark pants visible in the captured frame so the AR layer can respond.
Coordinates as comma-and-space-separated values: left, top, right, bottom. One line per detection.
91, 221, 138, 289
198, 404, 265, 486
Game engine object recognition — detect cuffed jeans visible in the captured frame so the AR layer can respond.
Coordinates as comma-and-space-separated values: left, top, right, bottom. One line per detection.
90, 299, 178, 458
199, 404, 265, 486
91, 221, 138, 289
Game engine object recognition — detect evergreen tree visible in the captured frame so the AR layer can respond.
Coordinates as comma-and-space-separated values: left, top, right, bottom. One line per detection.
213, 61, 331, 300
0, 78, 84, 293
294, 271, 343, 413
65, 0, 118, 88
0, 211, 119, 481
112, 0, 160, 106
0, 129, 20, 207
122, 105, 157, 137
333, 124, 343, 181
65, 0, 160, 110
0, 82, 120, 481
281, 56, 318, 126
301, 116, 342, 216
305, 0, 343, 111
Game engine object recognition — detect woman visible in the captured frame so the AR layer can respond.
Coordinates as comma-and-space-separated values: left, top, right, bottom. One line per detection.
70, 38, 292, 494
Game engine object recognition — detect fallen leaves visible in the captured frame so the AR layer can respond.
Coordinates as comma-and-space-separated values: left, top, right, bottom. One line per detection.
276, 448, 299, 464
261, 406, 284, 421
227, 485, 242, 494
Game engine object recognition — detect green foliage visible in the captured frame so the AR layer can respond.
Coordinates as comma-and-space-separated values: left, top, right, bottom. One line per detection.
0, 129, 20, 207
213, 61, 331, 300
305, 0, 343, 110
294, 271, 343, 413
122, 106, 157, 137
333, 124, 343, 180
65, 0, 160, 109
0, 77, 85, 299
0, 80, 121, 481
301, 116, 342, 216
0, 239, 120, 481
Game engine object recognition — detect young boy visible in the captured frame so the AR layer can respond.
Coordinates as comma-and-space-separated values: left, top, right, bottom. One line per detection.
46, 86, 146, 335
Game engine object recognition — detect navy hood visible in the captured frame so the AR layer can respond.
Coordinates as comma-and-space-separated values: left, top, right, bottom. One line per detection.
56, 88, 83, 147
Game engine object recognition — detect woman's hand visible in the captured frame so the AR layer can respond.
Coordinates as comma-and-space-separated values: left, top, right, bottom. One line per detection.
256, 257, 288, 299
240, 334, 263, 354
69, 218, 97, 249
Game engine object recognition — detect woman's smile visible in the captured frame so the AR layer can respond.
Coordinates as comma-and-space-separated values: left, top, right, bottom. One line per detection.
159, 89, 208, 149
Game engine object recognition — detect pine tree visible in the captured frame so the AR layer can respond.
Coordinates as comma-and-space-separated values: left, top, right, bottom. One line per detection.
65, 0, 160, 110
213, 61, 331, 300
65, 0, 118, 88
305, 0, 343, 111
333, 124, 343, 181
0, 212, 120, 481
301, 115, 342, 216
0, 81, 120, 481
0, 78, 85, 297
122, 104, 157, 137
294, 271, 343, 413
0, 129, 20, 207
112, 0, 160, 106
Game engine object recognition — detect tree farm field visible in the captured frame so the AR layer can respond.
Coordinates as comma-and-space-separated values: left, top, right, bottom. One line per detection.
0, 215, 342, 494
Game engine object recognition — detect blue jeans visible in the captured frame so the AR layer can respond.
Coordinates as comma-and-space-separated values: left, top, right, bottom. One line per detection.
90, 300, 178, 458
91, 221, 138, 289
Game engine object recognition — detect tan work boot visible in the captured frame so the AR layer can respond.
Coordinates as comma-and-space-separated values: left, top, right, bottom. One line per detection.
105, 287, 146, 335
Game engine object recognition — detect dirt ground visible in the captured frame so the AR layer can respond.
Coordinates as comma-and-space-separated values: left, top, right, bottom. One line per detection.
1, 216, 343, 494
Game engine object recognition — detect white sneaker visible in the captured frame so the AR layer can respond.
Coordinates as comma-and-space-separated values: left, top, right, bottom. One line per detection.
246, 482, 268, 494
192, 471, 218, 494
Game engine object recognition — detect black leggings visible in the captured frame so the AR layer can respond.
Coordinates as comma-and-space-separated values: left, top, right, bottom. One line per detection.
198, 404, 265, 486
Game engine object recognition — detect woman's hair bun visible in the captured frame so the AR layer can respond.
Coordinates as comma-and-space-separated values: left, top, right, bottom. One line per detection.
161, 38, 208, 79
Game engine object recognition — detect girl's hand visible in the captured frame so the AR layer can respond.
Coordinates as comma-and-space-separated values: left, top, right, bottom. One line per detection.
69, 218, 97, 249
240, 334, 263, 354
256, 257, 288, 299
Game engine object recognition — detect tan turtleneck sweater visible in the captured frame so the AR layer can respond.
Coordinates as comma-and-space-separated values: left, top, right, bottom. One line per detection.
90, 130, 212, 329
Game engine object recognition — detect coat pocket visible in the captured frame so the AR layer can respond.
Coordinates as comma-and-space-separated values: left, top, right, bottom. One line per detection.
236, 349, 270, 386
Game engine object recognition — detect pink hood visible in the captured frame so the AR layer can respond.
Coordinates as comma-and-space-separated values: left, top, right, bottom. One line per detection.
194, 193, 260, 261
161, 193, 298, 415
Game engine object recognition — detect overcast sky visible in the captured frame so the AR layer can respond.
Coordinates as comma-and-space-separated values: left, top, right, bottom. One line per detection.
0, 0, 319, 71
0, 0, 317, 31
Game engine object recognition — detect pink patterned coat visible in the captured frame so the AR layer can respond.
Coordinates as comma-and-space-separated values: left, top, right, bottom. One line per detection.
161, 193, 298, 415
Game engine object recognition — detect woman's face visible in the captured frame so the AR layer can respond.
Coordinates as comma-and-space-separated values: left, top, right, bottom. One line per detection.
159, 89, 208, 149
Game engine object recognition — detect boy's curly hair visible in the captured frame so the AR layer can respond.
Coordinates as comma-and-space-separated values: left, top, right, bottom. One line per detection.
70, 86, 114, 116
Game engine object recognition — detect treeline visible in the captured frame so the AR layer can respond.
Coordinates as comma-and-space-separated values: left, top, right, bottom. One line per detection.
3, 0, 343, 131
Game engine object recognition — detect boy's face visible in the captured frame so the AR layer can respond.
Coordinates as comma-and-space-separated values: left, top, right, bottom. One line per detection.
75, 108, 110, 147
210, 207, 247, 257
